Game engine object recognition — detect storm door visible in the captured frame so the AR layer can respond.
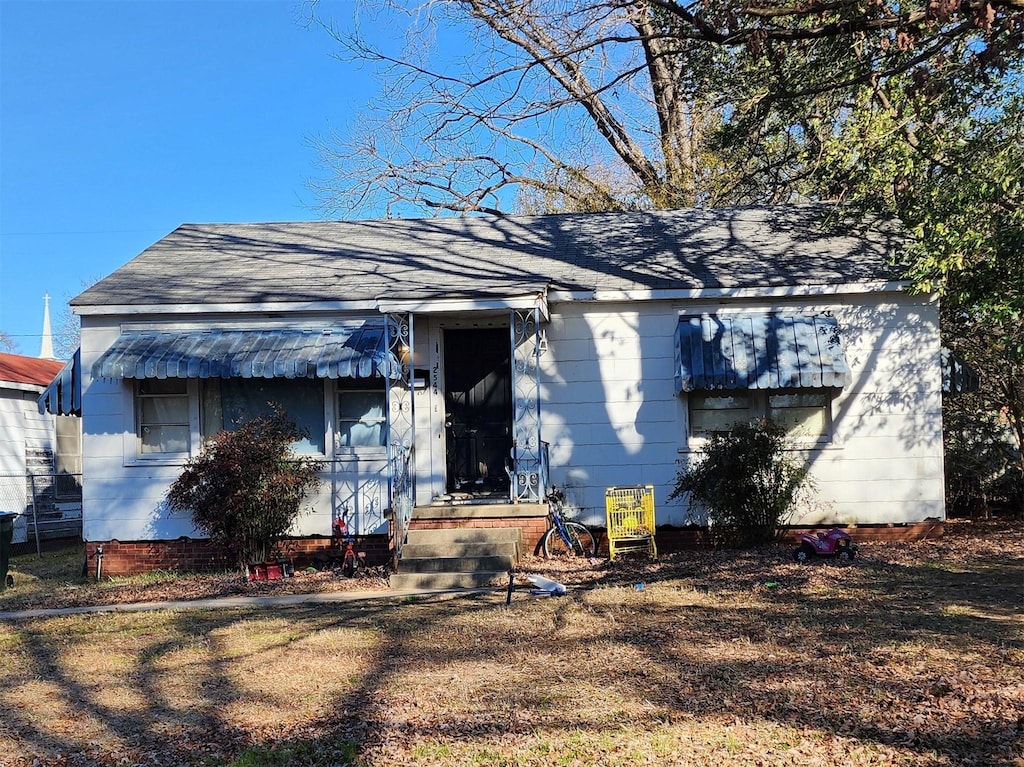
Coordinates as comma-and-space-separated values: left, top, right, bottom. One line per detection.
443, 327, 512, 496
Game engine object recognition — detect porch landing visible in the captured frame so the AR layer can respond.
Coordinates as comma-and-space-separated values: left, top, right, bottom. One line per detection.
412, 502, 547, 520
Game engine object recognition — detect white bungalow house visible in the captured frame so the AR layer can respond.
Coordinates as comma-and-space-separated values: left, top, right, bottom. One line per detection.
68, 206, 945, 576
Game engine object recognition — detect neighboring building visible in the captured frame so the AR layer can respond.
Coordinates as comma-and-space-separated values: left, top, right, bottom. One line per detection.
1, 352, 81, 545
69, 206, 945, 573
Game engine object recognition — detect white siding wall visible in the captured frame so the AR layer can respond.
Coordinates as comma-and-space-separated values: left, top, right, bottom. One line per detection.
1, 389, 33, 524
2, 385, 57, 484
1, 388, 56, 475
1, 386, 57, 544
1, 389, 31, 479
539, 292, 944, 527
539, 301, 686, 527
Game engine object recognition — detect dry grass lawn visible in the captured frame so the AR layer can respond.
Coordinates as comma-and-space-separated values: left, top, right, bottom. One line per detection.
1, 520, 1021, 767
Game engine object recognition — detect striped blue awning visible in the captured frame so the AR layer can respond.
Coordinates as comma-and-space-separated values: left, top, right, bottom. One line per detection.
675, 314, 848, 392
92, 326, 398, 380
38, 348, 82, 416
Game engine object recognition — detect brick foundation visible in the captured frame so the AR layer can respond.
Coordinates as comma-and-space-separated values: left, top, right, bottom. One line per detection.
85, 519, 943, 577
85, 535, 393, 578
780, 520, 945, 543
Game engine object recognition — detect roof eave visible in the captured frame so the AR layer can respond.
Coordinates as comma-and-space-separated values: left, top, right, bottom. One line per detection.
551, 280, 912, 303
1, 381, 47, 394
74, 299, 381, 316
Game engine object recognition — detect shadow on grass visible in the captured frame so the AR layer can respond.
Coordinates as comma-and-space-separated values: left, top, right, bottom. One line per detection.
1, 543, 1021, 766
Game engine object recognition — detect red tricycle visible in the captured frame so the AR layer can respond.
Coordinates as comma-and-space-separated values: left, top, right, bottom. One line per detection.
792, 528, 857, 563
312, 511, 365, 577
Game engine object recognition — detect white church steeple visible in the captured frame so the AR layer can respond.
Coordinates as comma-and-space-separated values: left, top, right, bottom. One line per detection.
39, 293, 56, 360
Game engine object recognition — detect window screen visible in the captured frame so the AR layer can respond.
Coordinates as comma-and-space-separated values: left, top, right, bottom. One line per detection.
137, 378, 189, 454
337, 383, 387, 448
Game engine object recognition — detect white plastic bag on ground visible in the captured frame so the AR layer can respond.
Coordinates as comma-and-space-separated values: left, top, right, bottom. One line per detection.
527, 574, 566, 595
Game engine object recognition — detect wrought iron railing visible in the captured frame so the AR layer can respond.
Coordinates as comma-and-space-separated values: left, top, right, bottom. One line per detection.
511, 306, 544, 502
385, 311, 415, 560
390, 445, 414, 559
539, 440, 550, 500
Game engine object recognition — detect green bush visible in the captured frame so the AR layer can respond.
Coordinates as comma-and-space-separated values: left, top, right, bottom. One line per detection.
669, 420, 809, 547
166, 408, 324, 569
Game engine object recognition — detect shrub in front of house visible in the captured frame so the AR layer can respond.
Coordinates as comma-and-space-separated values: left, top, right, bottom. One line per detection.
670, 420, 809, 547
166, 408, 323, 569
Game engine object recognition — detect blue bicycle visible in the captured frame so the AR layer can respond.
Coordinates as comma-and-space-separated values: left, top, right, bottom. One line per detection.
543, 487, 597, 558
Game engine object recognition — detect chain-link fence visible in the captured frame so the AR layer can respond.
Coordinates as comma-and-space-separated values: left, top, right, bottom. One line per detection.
0, 472, 83, 553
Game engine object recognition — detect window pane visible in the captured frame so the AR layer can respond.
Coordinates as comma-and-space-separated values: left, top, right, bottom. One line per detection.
338, 391, 385, 422
693, 393, 751, 410
55, 416, 82, 476
338, 419, 386, 448
208, 378, 326, 454
770, 407, 828, 437
141, 424, 189, 454
137, 379, 189, 455
338, 387, 387, 448
690, 392, 752, 435
768, 393, 827, 409
769, 392, 829, 437
691, 408, 753, 433
141, 397, 189, 423
201, 382, 223, 439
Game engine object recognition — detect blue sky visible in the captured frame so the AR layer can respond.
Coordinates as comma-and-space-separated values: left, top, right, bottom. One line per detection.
1, 0, 378, 356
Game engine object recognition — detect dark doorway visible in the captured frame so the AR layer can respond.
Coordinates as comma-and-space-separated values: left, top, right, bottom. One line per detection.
444, 327, 512, 496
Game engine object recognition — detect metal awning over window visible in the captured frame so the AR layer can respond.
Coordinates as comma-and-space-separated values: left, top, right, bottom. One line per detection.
38, 348, 82, 416
675, 314, 849, 392
92, 326, 397, 380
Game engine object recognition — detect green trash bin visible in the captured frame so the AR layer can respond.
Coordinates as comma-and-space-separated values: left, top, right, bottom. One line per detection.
0, 512, 16, 590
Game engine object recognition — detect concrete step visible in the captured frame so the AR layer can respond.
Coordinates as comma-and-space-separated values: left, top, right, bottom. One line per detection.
397, 523, 522, 591
401, 540, 519, 560
390, 570, 509, 590
398, 554, 515, 574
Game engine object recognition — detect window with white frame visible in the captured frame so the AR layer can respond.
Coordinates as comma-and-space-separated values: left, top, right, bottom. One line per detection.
136, 378, 190, 454
687, 389, 832, 441
336, 380, 387, 449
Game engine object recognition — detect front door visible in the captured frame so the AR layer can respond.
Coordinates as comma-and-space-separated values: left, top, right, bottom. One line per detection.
443, 327, 512, 496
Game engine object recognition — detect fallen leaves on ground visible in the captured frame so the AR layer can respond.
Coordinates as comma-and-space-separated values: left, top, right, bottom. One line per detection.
0, 519, 1021, 767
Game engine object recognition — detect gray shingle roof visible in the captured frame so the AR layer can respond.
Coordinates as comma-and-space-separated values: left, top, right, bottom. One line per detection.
73, 205, 905, 308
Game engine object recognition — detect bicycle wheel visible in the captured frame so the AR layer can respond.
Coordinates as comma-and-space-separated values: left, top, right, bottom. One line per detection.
544, 521, 597, 558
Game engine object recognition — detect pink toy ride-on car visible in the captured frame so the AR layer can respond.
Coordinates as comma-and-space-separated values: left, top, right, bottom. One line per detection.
793, 528, 857, 563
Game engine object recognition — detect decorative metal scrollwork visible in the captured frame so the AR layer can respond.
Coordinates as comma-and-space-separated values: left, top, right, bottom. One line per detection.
385, 312, 415, 556
511, 306, 543, 502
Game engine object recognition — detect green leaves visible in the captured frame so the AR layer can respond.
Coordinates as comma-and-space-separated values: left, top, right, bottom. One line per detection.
670, 421, 810, 547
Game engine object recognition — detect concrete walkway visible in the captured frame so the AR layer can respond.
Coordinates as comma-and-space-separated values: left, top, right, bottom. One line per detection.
0, 586, 500, 621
